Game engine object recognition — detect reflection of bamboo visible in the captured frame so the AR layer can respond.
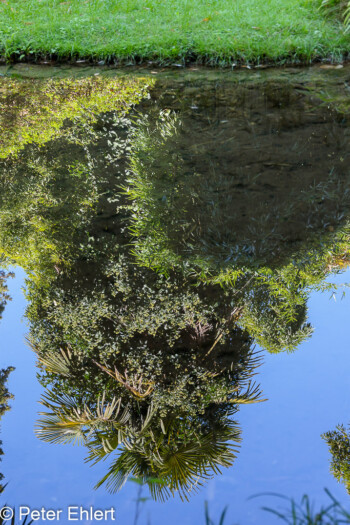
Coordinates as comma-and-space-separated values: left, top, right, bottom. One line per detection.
205, 306, 243, 357
205, 332, 224, 357
92, 360, 154, 399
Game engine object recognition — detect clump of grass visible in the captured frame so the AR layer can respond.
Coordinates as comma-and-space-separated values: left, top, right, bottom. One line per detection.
320, 0, 350, 32
204, 501, 231, 525
253, 489, 350, 524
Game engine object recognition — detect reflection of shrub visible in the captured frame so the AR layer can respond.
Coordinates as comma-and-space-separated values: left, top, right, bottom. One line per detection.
240, 292, 313, 354
322, 424, 350, 495
320, 0, 350, 32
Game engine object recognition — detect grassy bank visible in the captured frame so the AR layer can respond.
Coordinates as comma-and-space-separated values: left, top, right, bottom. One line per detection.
0, 0, 349, 65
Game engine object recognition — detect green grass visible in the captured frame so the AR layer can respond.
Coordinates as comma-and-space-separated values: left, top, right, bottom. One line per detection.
0, 0, 349, 65
256, 489, 350, 524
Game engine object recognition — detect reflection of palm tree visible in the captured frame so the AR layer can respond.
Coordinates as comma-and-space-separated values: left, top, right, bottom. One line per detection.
88, 417, 241, 502
35, 388, 242, 501
35, 342, 265, 500
36, 380, 248, 501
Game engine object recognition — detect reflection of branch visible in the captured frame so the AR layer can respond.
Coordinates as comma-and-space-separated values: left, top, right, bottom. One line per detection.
231, 273, 255, 299
92, 360, 154, 399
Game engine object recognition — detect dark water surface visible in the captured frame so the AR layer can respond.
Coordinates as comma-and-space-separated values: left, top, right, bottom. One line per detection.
0, 64, 349, 524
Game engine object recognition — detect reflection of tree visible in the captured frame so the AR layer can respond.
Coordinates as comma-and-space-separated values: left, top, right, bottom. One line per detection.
22, 193, 264, 500
2, 77, 349, 354
124, 106, 350, 352
27, 241, 262, 412
34, 336, 260, 500
2, 92, 264, 498
34, 387, 244, 501
0, 151, 99, 281
1, 74, 349, 499
322, 424, 350, 495
0, 269, 15, 493
0, 367, 15, 493
90, 417, 240, 502
126, 98, 350, 275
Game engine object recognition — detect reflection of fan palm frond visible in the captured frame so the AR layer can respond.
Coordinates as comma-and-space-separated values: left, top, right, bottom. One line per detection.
35, 391, 130, 446
86, 403, 155, 464
27, 336, 74, 377
228, 381, 267, 405
91, 420, 240, 502
229, 347, 264, 381
92, 360, 154, 399
35, 346, 72, 378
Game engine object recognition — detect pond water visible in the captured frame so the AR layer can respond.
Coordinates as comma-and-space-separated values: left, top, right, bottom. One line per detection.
0, 64, 349, 524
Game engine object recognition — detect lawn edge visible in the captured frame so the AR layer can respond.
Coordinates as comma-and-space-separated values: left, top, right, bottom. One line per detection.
0, 48, 349, 69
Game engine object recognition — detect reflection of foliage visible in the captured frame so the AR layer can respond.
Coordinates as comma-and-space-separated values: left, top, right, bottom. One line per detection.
0, 269, 14, 321
0, 267, 15, 492
0, 73, 266, 499
239, 272, 313, 353
2, 73, 350, 500
322, 424, 350, 495
123, 108, 350, 353
36, 390, 132, 446
0, 366, 15, 493
25, 193, 265, 501
0, 76, 153, 159
0, 368, 14, 417
0, 75, 153, 282
0, 153, 99, 281
125, 111, 350, 277
34, 359, 257, 501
